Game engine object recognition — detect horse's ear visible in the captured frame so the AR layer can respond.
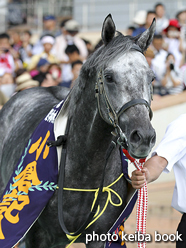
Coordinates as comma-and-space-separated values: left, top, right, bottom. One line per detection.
136, 18, 156, 51
102, 14, 116, 45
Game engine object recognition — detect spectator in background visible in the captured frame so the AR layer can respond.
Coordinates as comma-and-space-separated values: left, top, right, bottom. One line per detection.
0, 90, 8, 110
144, 47, 155, 68
41, 64, 61, 88
60, 18, 71, 35
0, 33, 15, 75
82, 38, 93, 56
15, 72, 39, 92
65, 45, 83, 64
132, 10, 156, 36
144, 47, 161, 98
42, 15, 61, 38
154, 3, 169, 34
161, 53, 183, 95
32, 15, 61, 55
146, 11, 157, 29
32, 58, 49, 85
151, 34, 168, 94
132, 10, 147, 36
27, 35, 59, 71
176, 7, 186, 53
0, 70, 15, 98
7, 30, 23, 72
19, 30, 33, 68
64, 20, 88, 59
61, 44, 83, 88
180, 50, 186, 88
53, 20, 88, 61
9, 29, 22, 53
71, 60, 83, 88
180, 64, 186, 89
163, 19, 184, 68
125, 26, 136, 36
47, 63, 62, 85
53, 19, 88, 83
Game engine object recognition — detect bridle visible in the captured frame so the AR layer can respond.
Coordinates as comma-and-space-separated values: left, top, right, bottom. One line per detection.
56, 43, 153, 241
95, 43, 153, 149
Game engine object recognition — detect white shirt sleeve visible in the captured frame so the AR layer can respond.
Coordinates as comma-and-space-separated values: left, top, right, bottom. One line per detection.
153, 114, 186, 173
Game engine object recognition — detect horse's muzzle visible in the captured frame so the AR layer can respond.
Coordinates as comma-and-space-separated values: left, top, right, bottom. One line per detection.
127, 127, 156, 158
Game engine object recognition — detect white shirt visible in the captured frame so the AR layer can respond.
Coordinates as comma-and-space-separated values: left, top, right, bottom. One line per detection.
0, 53, 15, 74
156, 17, 169, 34
164, 67, 184, 95
152, 49, 167, 86
153, 114, 186, 213
164, 37, 182, 68
52, 34, 88, 61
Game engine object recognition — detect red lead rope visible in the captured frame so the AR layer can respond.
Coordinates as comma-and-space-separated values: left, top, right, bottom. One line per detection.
123, 149, 147, 248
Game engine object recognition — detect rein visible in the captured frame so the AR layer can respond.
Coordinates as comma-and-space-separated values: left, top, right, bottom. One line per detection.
64, 173, 124, 246
55, 121, 119, 239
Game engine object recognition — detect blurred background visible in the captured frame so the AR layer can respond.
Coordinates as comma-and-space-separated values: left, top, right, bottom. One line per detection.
0, 0, 185, 31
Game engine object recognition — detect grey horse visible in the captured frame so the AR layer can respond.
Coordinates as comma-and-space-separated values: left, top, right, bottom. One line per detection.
0, 14, 156, 248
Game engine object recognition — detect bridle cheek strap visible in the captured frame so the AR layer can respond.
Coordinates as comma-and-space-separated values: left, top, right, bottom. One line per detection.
95, 71, 153, 128
95, 72, 119, 127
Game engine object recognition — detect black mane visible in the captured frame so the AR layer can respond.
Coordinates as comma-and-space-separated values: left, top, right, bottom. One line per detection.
82, 32, 139, 73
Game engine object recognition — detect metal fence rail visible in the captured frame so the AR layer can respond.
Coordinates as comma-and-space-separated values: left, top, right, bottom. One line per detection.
6, 0, 73, 31
73, 0, 186, 31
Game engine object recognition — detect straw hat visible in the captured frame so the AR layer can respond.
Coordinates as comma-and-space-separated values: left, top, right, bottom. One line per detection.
16, 73, 39, 92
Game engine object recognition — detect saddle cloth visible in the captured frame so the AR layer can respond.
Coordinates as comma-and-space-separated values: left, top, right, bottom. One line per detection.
0, 98, 137, 248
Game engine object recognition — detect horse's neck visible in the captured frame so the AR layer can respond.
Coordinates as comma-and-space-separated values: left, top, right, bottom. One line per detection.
65, 78, 116, 187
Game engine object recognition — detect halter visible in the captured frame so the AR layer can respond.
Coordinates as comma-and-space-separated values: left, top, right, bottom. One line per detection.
95, 44, 153, 148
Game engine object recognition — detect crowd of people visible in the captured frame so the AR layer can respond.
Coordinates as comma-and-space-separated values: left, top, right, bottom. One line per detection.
0, 3, 186, 110
0, 16, 91, 110
127, 3, 186, 96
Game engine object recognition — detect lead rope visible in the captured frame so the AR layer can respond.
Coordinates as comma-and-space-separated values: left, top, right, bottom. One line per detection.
123, 149, 147, 248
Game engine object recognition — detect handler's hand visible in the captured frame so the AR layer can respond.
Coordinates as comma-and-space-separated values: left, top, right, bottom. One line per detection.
131, 168, 149, 189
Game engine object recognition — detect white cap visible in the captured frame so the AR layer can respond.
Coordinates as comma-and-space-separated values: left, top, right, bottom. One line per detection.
41, 36, 55, 45
133, 10, 147, 25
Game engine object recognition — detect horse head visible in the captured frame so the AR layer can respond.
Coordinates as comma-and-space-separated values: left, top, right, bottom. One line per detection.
83, 14, 156, 159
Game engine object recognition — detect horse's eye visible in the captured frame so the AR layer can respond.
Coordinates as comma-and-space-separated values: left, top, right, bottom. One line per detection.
105, 74, 113, 82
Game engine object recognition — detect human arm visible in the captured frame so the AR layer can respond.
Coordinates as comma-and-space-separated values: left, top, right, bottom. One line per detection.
132, 114, 186, 189
161, 71, 170, 87
161, 63, 181, 87
27, 54, 40, 71
169, 70, 182, 87
131, 155, 168, 189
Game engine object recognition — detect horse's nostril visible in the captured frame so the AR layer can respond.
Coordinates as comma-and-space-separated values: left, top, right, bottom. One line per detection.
130, 130, 141, 144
